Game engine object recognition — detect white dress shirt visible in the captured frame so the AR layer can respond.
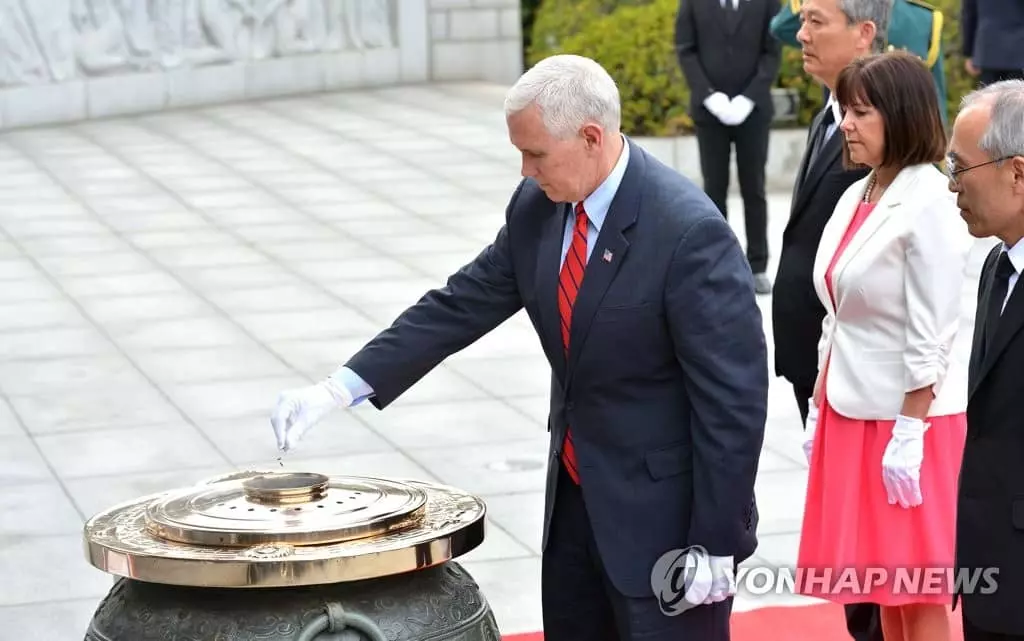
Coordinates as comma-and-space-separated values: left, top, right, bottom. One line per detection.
563, 135, 630, 267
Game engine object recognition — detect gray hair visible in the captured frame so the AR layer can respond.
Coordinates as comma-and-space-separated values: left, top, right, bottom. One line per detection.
504, 54, 621, 139
960, 80, 1024, 160
839, 0, 893, 53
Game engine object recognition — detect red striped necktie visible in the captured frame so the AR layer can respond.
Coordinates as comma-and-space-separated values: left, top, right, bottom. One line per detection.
557, 201, 589, 484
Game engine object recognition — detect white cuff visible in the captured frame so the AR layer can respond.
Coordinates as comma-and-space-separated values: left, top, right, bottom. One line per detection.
904, 347, 950, 396
683, 552, 714, 605
893, 414, 927, 436
322, 372, 355, 408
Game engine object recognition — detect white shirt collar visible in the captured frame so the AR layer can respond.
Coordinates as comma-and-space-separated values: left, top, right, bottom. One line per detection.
572, 134, 630, 232
1003, 239, 1024, 275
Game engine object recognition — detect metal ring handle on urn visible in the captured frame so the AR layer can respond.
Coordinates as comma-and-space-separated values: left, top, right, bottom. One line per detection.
296, 603, 387, 641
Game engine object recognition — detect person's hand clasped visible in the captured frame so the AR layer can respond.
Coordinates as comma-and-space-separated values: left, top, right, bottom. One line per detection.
703, 555, 737, 604
270, 376, 353, 452
881, 415, 929, 508
703, 91, 732, 125
724, 95, 755, 125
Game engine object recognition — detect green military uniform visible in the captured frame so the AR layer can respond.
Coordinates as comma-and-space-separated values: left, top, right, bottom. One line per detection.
769, 0, 948, 123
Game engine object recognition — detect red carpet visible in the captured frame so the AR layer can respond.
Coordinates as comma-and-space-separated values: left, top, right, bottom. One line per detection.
502, 602, 965, 640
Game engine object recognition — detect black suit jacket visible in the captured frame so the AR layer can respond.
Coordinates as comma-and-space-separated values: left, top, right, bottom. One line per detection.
772, 107, 869, 388
955, 243, 1024, 635
674, 0, 782, 125
345, 138, 769, 598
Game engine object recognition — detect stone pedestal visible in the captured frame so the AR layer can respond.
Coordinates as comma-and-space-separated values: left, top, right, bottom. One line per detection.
0, 0, 524, 130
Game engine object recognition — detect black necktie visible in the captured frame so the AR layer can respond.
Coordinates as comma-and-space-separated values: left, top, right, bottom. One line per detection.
808, 107, 835, 168
985, 251, 1016, 351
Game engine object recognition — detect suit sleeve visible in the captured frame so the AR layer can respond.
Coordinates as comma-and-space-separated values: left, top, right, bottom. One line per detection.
741, 1, 783, 99
902, 192, 973, 395
675, 0, 714, 101
961, 0, 977, 58
343, 181, 526, 408
665, 211, 768, 557
979, 245, 999, 307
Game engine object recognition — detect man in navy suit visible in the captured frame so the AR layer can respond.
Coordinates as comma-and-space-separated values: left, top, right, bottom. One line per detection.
961, 0, 1024, 86
269, 54, 769, 641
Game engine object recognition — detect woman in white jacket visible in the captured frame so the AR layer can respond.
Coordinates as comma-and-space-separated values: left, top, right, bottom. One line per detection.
797, 51, 973, 641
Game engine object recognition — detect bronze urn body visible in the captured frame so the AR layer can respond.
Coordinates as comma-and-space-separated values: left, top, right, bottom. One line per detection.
82, 470, 499, 640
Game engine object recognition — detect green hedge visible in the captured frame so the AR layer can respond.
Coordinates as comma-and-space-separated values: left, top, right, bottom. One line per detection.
527, 0, 691, 136
525, 0, 975, 135
933, 0, 976, 122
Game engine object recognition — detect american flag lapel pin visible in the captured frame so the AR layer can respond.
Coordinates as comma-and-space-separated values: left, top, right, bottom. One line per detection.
602, 249, 613, 262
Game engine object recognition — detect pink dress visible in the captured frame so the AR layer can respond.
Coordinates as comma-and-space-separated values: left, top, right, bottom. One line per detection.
795, 201, 967, 606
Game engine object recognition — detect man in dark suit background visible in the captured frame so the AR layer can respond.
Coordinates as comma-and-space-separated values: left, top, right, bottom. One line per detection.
675, 0, 782, 294
769, 0, 892, 640
268, 54, 769, 641
948, 79, 1024, 641
961, 0, 1024, 86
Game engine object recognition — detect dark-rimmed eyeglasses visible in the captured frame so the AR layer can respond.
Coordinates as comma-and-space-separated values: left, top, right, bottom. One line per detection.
945, 154, 1014, 185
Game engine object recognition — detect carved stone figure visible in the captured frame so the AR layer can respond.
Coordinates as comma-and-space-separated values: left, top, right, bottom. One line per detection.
115, 0, 159, 70
0, 0, 49, 86
22, 0, 76, 82
351, 0, 394, 49
0, 0, 398, 87
71, 0, 130, 75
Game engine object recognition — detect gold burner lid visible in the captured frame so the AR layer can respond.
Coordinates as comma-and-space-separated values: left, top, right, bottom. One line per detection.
83, 470, 487, 588
144, 472, 427, 547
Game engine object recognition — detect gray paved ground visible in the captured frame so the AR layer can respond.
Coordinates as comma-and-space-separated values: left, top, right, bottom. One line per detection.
0, 81, 994, 639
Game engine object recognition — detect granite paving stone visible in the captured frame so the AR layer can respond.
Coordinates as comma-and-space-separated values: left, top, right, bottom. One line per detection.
0, 82, 998, 638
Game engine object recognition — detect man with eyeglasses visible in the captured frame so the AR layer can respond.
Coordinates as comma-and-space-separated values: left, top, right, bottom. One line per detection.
947, 78, 1024, 641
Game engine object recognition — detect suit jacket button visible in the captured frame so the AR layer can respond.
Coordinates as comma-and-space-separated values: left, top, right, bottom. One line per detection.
567, 402, 575, 410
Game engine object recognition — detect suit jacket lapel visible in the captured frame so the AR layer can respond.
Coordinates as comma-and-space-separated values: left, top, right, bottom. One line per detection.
709, 0, 731, 34
799, 131, 843, 207
969, 250, 998, 397
811, 180, 860, 314
725, 0, 751, 33
789, 119, 842, 229
974, 266, 1024, 393
536, 201, 569, 382
827, 169, 915, 287
789, 107, 825, 209
564, 143, 643, 383
723, 0, 741, 32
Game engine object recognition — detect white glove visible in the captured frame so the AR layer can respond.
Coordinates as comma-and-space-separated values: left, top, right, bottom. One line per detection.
703, 555, 737, 604
725, 95, 755, 125
270, 374, 354, 451
802, 400, 818, 465
703, 92, 731, 124
655, 548, 733, 611
881, 415, 929, 508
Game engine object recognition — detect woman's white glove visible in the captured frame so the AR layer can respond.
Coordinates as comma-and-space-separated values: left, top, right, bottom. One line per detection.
802, 400, 818, 465
881, 415, 929, 508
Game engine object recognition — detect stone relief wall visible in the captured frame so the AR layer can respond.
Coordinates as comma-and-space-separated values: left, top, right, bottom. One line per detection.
0, 0, 397, 87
